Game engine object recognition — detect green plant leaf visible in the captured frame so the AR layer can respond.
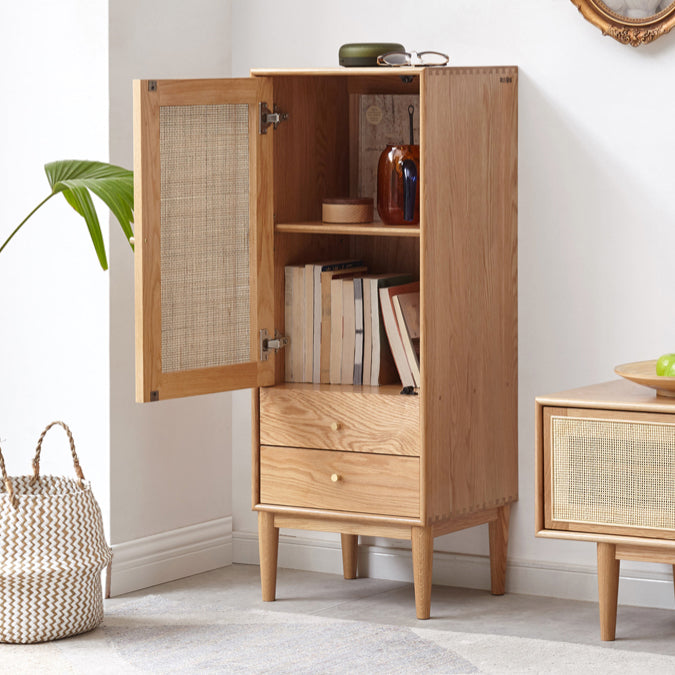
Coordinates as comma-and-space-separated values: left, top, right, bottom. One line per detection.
61, 185, 108, 269
45, 160, 135, 269
1, 159, 134, 270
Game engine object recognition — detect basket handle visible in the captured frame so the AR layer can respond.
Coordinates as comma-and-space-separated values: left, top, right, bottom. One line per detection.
0, 444, 18, 507
31, 421, 85, 488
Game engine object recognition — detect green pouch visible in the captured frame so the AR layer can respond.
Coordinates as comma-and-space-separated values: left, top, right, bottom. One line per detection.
338, 43, 405, 67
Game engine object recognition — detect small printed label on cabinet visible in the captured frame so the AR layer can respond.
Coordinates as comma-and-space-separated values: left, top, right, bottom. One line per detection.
366, 105, 383, 125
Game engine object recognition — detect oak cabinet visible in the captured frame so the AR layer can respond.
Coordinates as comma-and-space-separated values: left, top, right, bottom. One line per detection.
133, 66, 518, 618
536, 379, 675, 640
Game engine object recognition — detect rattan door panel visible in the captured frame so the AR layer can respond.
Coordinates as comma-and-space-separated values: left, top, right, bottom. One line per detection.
544, 407, 675, 539
133, 78, 275, 401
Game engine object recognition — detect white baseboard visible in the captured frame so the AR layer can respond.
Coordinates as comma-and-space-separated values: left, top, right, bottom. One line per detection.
233, 530, 674, 611
110, 517, 233, 597
108, 522, 673, 610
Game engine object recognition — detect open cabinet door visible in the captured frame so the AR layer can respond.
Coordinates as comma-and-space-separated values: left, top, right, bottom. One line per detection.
133, 78, 275, 402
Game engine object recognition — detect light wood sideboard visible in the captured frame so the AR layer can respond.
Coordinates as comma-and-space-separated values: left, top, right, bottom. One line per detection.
133, 66, 519, 618
536, 379, 675, 640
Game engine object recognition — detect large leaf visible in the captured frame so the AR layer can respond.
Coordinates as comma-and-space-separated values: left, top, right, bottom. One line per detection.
61, 185, 108, 269
45, 160, 135, 270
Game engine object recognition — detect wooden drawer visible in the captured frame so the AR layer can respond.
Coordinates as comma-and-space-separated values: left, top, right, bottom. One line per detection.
260, 446, 420, 517
259, 384, 419, 455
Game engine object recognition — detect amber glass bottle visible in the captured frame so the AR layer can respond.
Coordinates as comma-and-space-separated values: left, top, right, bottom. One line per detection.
376, 144, 420, 225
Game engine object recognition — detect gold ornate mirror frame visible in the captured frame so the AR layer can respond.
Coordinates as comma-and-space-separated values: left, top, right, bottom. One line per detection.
572, 0, 675, 45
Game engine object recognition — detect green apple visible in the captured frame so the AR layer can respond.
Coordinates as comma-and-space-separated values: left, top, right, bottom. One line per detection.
656, 353, 675, 376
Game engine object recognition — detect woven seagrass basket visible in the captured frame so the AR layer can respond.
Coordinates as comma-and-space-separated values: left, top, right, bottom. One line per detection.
0, 422, 112, 644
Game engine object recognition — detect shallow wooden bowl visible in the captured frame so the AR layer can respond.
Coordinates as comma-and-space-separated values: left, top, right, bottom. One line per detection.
614, 360, 675, 397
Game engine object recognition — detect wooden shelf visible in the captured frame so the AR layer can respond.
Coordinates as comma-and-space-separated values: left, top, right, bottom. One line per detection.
275, 382, 410, 396
275, 221, 420, 237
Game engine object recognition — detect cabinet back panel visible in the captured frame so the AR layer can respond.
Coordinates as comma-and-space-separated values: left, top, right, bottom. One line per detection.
346, 75, 420, 96
272, 77, 350, 223
349, 237, 419, 276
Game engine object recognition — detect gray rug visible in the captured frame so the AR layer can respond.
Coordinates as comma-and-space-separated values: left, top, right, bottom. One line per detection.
3, 564, 675, 674
102, 609, 475, 674
4, 590, 675, 674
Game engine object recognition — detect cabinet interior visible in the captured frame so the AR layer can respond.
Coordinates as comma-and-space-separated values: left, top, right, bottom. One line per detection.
265, 73, 422, 386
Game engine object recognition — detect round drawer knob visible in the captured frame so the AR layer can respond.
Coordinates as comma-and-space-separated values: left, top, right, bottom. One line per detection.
330, 473, 341, 483
331, 422, 342, 431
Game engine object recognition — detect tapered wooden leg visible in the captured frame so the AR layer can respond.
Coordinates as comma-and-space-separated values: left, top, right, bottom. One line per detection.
597, 543, 620, 641
488, 504, 510, 595
672, 565, 675, 602
341, 533, 358, 579
258, 511, 279, 602
411, 526, 433, 620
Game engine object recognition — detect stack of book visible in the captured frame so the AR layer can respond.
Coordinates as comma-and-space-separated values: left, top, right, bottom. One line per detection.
284, 262, 418, 388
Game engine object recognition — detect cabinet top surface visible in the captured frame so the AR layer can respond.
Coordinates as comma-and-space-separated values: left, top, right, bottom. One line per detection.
250, 66, 518, 77
536, 378, 675, 413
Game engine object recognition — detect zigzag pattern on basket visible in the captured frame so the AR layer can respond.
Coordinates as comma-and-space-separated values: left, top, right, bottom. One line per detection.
0, 422, 112, 644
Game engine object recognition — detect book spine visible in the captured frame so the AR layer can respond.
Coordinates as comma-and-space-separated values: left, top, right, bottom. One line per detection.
362, 278, 372, 386
369, 279, 381, 385
303, 264, 314, 383
341, 280, 355, 386
284, 267, 296, 382
393, 294, 420, 387
379, 286, 414, 388
312, 265, 322, 383
353, 278, 364, 385
329, 278, 343, 384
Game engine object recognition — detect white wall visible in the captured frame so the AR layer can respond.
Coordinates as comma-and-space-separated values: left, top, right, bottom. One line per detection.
0, 1, 110, 525
6, 0, 672, 607
108, 0, 234, 569
0, 0, 236, 595
231, 0, 675, 606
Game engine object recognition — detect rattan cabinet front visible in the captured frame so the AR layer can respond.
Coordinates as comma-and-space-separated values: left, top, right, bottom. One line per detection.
543, 407, 675, 540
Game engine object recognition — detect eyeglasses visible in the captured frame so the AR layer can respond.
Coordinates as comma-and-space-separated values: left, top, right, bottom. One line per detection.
377, 50, 449, 67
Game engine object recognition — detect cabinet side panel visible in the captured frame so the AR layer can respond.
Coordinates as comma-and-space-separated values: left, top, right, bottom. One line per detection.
421, 67, 518, 520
